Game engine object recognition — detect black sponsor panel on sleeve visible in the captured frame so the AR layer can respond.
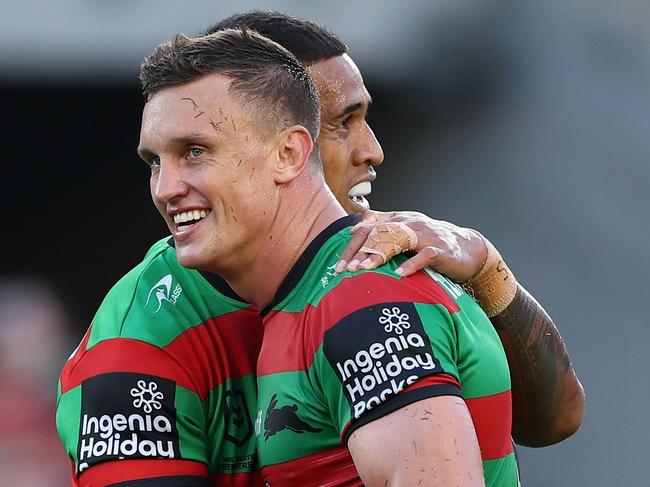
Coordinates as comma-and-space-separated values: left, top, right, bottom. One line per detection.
323, 302, 445, 423
77, 372, 180, 473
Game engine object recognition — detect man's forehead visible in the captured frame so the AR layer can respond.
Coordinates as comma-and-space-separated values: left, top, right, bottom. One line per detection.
144, 74, 233, 115
308, 54, 369, 114
139, 74, 253, 152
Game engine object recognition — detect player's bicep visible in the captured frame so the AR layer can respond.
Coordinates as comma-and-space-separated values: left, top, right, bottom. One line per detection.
348, 396, 485, 487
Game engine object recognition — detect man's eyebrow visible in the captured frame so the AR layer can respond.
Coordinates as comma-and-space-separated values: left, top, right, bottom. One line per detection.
336, 102, 364, 119
137, 132, 212, 159
335, 97, 373, 119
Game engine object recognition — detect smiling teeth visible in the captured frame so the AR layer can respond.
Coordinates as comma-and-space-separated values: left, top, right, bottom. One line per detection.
348, 181, 372, 198
174, 209, 208, 224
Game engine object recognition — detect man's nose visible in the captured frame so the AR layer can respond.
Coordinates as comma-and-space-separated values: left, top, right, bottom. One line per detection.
353, 122, 384, 167
152, 160, 188, 204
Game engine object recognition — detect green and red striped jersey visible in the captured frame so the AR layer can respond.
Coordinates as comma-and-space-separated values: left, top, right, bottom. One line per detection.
56, 237, 264, 487
257, 216, 519, 486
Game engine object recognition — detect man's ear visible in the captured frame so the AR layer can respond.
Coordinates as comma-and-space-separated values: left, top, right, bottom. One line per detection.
273, 125, 314, 184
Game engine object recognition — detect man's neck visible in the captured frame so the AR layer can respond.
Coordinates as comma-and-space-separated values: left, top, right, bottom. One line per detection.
226, 182, 346, 309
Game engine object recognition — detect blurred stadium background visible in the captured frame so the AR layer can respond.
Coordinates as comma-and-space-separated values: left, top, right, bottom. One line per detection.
2, 1, 648, 485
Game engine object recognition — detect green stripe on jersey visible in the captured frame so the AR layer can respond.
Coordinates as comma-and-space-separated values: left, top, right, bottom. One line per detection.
174, 384, 207, 462
483, 453, 520, 486
56, 384, 82, 467
415, 301, 510, 397
256, 370, 340, 466
88, 238, 248, 349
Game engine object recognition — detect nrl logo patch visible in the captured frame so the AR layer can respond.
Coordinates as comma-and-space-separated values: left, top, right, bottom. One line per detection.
224, 388, 253, 447
145, 274, 183, 313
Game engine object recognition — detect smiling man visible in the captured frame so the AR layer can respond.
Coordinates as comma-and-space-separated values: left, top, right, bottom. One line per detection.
55, 12, 583, 487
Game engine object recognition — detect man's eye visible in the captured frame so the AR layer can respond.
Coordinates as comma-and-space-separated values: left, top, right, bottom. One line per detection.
340, 115, 352, 128
189, 148, 204, 158
150, 156, 161, 167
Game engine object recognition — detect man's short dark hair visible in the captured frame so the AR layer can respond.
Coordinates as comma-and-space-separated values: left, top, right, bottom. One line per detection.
204, 11, 347, 65
139, 28, 320, 141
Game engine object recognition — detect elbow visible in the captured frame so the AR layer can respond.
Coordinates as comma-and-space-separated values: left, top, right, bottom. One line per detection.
516, 380, 586, 447
551, 380, 586, 442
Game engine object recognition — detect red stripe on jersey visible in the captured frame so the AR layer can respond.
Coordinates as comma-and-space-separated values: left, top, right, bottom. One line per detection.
70, 460, 80, 487
162, 308, 263, 398
466, 390, 513, 460
77, 458, 207, 486
262, 445, 362, 487
60, 325, 93, 391
210, 471, 264, 487
59, 309, 263, 399
58, 337, 196, 395
260, 271, 459, 376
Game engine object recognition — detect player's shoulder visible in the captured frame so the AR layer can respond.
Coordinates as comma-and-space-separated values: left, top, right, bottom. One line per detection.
293, 253, 462, 318
91, 237, 185, 336
88, 236, 248, 348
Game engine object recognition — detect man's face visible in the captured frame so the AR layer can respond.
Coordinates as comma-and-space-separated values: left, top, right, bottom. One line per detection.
138, 74, 278, 272
308, 54, 384, 214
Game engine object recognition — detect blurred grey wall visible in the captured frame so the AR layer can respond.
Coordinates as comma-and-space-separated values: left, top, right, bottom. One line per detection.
3, 1, 648, 485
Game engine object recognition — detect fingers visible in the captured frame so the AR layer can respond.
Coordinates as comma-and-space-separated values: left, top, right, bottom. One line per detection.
340, 211, 486, 282
337, 222, 418, 274
358, 222, 417, 264
395, 246, 443, 277
340, 251, 385, 273
344, 244, 445, 276
354, 253, 386, 271
336, 225, 373, 273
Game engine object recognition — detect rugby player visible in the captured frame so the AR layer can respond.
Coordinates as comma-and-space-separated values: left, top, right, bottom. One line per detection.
56, 12, 583, 487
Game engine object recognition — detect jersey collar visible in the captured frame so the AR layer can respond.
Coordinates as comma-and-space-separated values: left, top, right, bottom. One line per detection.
261, 214, 360, 316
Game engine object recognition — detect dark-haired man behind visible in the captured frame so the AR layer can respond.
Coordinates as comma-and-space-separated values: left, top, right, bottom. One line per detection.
137, 28, 506, 486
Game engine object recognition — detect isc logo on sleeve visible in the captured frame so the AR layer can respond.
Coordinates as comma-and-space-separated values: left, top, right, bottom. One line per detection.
76, 373, 180, 472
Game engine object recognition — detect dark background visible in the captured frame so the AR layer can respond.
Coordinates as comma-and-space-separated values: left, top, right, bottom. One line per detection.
2, 1, 648, 485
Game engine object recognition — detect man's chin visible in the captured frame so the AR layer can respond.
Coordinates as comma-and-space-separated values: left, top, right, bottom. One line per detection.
174, 245, 206, 270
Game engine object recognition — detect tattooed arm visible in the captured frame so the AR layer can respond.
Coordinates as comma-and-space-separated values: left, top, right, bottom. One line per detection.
490, 285, 584, 446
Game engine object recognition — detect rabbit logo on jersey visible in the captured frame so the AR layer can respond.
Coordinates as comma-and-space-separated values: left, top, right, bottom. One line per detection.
77, 373, 180, 473
324, 303, 440, 420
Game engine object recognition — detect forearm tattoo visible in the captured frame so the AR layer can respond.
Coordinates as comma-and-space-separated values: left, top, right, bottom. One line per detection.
490, 284, 572, 436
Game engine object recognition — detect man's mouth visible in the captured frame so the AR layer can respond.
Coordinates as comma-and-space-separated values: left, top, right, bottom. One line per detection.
348, 181, 372, 208
173, 209, 210, 229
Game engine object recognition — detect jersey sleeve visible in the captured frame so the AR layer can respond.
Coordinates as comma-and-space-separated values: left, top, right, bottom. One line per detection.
314, 272, 465, 444
56, 329, 209, 486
